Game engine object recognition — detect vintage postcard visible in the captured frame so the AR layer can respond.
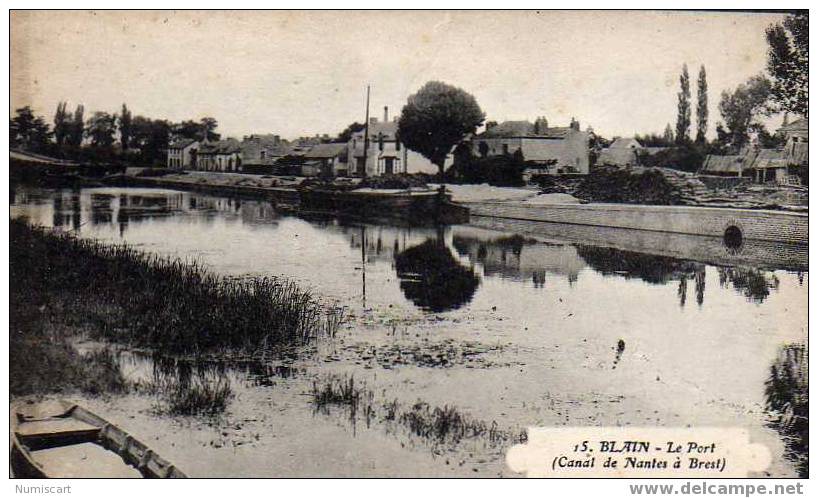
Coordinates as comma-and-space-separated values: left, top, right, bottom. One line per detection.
8, 9, 808, 481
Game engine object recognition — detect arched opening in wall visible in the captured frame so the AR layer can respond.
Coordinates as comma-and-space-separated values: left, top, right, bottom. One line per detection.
724, 225, 743, 251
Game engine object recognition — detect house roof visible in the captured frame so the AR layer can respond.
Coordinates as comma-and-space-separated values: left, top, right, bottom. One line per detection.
168, 138, 198, 150
199, 139, 241, 155
481, 121, 535, 138
778, 117, 807, 133
303, 143, 347, 158
477, 121, 576, 139
609, 138, 642, 149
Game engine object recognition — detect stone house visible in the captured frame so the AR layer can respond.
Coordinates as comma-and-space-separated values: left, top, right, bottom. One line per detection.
471, 117, 590, 174
166, 139, 199, 169
240, 134, 289, 172
196, 139, 243, 172
347, 106, 442, 177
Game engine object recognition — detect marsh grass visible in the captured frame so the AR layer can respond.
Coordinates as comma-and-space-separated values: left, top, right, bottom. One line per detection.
133, 355, 234, 416
310, 374, 526, 449
10, 219, 344, 356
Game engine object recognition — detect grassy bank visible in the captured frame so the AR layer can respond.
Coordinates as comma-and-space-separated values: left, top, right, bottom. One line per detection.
10, 218, 343, 397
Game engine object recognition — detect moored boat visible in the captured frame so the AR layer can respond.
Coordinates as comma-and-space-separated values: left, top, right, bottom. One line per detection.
10, 400, 186, 478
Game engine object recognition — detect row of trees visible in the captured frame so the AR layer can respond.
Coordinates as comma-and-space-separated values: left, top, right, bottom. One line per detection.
635, 12, 806, 172
10, 102, 222, 166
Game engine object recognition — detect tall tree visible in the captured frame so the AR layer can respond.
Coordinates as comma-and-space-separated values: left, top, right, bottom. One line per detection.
765, 12, 808, 117
199, 117, 220, 141
53, 101, 70, 147
675, 64, 691, 144
718, 75, 773, 150
663, 123, 675, 144
10, 106, 51, 150
119, 104, 133, 151
132, 116, 171, 165
172, 120, 202, 141
695, 65, 708, 143
68, 104, 85, 147
86, 111, 117, 148
397, 81, 485, 175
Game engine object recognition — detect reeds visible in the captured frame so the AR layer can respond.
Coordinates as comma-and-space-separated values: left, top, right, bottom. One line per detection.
309, 373, 527, 449
10, 219, 344, 356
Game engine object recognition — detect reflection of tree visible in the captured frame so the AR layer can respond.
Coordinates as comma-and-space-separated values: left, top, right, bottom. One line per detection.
717, 267, 780, 303
395, 239, 480, 312
678, 268, 707, 308
764, 343, 808, 478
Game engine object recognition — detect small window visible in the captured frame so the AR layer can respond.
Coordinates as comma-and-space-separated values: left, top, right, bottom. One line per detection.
396, 140, 401, 151
378, 134, 384, 151
502, 143, 509, 155
260, 150, 266, 159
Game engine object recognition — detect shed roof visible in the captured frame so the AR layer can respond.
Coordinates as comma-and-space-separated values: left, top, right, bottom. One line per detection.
701, 155, 745, 174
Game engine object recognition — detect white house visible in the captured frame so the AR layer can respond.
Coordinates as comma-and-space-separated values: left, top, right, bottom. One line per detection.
347, 106, 444, 177
167, 139, 199, 169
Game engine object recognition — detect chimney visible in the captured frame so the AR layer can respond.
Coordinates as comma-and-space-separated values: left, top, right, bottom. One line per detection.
384, 106, 389, 123
370, 117, 378, 125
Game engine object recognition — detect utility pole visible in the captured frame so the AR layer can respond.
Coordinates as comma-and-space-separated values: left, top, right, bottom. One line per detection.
361, 85, 370, 178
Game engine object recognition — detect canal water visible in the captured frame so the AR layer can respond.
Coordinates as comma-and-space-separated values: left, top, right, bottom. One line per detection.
10, 185, 808, 477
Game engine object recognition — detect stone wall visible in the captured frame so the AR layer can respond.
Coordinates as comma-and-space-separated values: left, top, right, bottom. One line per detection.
466, 202, 808, 245
467, 215, 807, 271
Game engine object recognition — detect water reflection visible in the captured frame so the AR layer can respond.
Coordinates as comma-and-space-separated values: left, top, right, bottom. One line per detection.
764, 344, 808, 477
452, 231, 584, 285
717, 267, 781, 304
11, 186, 802, 312
395, 237, 480, 312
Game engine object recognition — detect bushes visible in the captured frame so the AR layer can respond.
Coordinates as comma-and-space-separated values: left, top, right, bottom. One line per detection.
446, 151, 530, 187
637, 143, 706, 172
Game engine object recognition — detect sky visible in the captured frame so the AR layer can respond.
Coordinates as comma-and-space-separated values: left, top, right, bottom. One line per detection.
11, 10, 787, 141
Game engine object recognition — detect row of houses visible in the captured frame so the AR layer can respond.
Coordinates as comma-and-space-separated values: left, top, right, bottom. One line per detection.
167, 109, 807, 184
167, 106, 595, 177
